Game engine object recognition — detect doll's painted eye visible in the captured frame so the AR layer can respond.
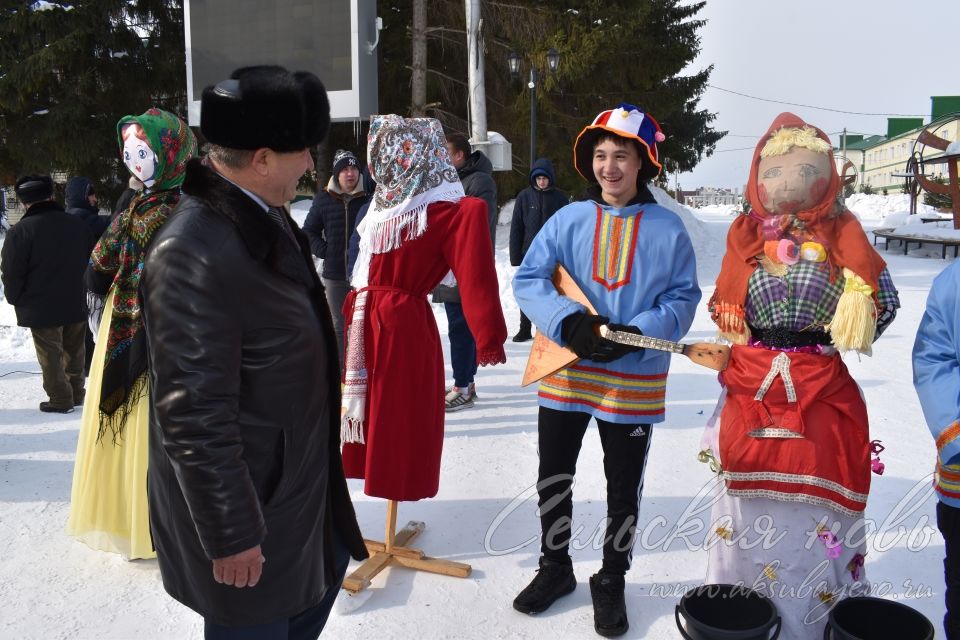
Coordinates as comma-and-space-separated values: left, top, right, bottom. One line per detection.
797, 164, 821, 178
138, 149, 147, 160
761, 167, 781, 179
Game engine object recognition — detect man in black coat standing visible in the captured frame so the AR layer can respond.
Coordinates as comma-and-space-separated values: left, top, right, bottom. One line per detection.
1, 175, 90, 412
140, 66, 367, 640
508, 158, 568, 342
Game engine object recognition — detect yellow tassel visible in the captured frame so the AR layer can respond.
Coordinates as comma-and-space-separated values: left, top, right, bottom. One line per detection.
827, 268, 876, 354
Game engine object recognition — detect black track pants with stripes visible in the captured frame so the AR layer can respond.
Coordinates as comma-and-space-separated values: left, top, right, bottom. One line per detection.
536, 406, 652, 575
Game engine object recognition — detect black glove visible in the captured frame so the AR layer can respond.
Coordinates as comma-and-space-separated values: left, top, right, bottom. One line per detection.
603, 323, 645, 361
561, 312, 612, 360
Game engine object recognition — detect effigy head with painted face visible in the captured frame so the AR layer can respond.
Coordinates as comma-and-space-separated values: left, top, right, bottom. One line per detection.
115, 108, 196, 193
747, 112, 840, 222
121, 122, 157, 187
756, 127, 833, 216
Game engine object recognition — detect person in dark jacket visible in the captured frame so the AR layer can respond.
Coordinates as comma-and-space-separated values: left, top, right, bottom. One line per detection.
65, 176, 110, 241
433, 133, 498, 411
1, 175, 91, 412
64, 175, 110, 375
302, 149, 370, 366
508, 158, 568, 342
140, 66, 367, 639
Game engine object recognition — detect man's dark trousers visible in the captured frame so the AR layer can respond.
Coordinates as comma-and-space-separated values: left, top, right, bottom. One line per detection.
31, 322, 85, 408
444, 302, 477, 388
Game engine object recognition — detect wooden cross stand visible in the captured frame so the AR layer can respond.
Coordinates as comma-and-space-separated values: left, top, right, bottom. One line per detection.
341, 500, 472, 593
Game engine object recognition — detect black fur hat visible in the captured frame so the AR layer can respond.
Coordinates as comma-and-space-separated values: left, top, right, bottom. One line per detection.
200, 66, 330, 152
15, 174, 54, 204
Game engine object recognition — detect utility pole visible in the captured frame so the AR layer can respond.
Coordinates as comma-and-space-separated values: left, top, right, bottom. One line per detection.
410, 0, 427, 116
465, 0, 487, 143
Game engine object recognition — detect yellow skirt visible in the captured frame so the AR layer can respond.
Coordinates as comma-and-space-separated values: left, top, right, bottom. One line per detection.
66, 290, 155, 560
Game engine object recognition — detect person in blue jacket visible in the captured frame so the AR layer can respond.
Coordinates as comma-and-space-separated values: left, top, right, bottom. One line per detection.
509, 158, 569, 342
511, 103, 700, 637
913, 260, 960, 640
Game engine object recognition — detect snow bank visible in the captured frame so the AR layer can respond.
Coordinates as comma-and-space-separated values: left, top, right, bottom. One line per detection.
498, 199, 514, 226
696, 203, 738, 216
889, 223, 960, 240
650, 186, 725, 282
845, 193, 936, 221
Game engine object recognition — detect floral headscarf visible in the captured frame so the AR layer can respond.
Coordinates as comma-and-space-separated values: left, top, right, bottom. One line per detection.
342, 115, 464, 444
89, 108, 196, 441
351, 114, 464, 288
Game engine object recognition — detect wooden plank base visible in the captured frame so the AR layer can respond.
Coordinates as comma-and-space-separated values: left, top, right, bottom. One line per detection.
341, 520, 472, 594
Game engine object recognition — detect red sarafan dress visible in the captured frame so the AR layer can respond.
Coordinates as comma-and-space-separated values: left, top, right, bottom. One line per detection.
341, 196, 507, 501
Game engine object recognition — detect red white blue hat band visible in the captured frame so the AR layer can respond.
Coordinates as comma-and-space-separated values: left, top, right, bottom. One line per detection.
573, 103, 665, 183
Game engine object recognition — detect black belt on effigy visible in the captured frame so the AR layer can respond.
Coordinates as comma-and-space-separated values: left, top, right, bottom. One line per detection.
749, 325, 833, 348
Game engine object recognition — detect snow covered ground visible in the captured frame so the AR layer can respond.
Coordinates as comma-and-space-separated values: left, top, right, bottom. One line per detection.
0, 192, 955, 639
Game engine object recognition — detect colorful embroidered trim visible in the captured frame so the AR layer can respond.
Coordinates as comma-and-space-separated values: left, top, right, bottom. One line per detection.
539, 364, 666, 417
725, 487, 863, 518
592, 206, 641, 291
936, 420, 960, 454
936, 459, 960, 500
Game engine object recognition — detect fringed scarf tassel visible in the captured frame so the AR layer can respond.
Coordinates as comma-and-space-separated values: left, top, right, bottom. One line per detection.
368, 206, 429, 253
711, 300, 750, 345
827, 268, 876, 354
95, 372, 149, 444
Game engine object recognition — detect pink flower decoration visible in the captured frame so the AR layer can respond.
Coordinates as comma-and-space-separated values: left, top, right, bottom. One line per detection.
776, 239, 799, 265
870, 439, 885, 475
847, 553, 865, 581
817, 526, 843, 559
654, 131, 666, 142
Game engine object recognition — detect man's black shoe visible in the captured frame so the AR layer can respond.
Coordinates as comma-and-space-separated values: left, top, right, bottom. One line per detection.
590, 571, 628, 637
512, 328, 533, 343
513, 557, 576, 614
39, 401, 75, 414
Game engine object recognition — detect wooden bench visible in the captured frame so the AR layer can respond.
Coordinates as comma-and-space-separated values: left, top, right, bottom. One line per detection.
872, 228, 960, 259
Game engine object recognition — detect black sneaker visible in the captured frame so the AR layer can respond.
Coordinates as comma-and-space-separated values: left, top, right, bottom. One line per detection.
589, 572, 628, 637
513, 557, 576, 614
39, 401, 75, 414
73, 389, 85, 407
512, 328, 533, 343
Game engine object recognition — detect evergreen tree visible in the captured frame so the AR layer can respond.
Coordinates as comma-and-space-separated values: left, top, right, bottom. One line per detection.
0, 1, 185, 200
372, 0, 723, 199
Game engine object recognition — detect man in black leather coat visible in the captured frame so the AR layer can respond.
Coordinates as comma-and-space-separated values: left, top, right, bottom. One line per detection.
140, 66, 367, 640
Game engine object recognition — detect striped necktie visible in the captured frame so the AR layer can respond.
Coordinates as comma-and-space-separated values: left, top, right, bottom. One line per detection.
266, 206, 298, 245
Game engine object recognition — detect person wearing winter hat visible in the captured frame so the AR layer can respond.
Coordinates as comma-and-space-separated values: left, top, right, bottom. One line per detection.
303, 148, 371, 365
509, 158, 569, 341
65, 176, 110, 241
1, 174, 91, 414
139, 66, 366, 637
700, 113, 900, 639
511, 103, 701, 637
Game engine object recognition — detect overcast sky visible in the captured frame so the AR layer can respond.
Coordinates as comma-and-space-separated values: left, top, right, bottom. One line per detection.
676, 0, 960, 191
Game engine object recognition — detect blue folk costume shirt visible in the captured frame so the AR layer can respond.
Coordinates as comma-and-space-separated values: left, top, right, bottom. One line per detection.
512, 197, 701, 423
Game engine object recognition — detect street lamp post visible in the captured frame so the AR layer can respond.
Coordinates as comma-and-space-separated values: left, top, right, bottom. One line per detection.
508, 48, 560, 170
